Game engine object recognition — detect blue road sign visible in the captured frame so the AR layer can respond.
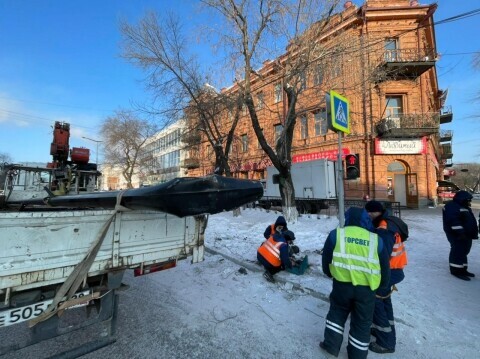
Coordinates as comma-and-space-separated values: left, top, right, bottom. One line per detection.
326, 90, 350, 134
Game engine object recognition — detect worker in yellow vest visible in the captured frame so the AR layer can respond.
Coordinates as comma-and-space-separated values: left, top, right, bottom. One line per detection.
319, 207, 390, 359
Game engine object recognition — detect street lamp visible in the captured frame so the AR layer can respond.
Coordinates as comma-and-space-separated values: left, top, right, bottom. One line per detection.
82, 136, 102, 165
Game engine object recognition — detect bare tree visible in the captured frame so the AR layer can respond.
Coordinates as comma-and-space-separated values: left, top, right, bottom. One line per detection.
453, 164, 480, 192
101, 110, 158, 189
203, 0, 341, 221
0, 153, 13, 191
0, 152, 12, 164
120, 12, 244, 177
473, 53, 480, 103
473, 53, 480, 70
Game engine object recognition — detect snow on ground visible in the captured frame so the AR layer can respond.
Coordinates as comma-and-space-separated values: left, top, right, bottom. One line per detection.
203, 205, 480, 358
6, 205, 480, 359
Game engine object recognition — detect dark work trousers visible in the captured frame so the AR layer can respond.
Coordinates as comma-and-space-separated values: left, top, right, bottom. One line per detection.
371, 286, 395, 350
446, 234, 473, 273
257, 252, 281, 275
322, 280, 375, 359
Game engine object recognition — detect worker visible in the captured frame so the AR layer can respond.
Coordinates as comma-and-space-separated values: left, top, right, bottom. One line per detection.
442, 190, 478, 281
365, 200, 408, 354
263, 215, 288, 239
257, 227, 293, 282
282, 229, 299, 255
320, 207, 390, 359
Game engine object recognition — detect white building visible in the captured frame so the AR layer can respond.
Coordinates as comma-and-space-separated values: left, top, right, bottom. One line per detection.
139, 120, 187, 186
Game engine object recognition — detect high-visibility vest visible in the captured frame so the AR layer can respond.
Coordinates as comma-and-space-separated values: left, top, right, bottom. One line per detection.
258, 236, 284, 267
330, 226, 381, 291
378, 219, 408, 269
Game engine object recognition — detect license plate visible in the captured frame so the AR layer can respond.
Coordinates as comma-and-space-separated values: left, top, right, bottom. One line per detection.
0, 290, 91, 328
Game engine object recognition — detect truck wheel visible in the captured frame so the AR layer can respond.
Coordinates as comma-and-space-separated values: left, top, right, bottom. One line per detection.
318, 200, 329, 210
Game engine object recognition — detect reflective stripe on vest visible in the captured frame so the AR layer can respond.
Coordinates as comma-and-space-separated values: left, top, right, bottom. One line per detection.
379, 219, 408, 269
258, 237, 283, 267
330, 226, 381, 291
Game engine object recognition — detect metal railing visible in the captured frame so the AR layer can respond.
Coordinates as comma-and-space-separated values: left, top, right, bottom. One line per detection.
383, 48, 436, 63
181, 158, 200, 169
376, 112, 440, 134
323, 199, 402, 218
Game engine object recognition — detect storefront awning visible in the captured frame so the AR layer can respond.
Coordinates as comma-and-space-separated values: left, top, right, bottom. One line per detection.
437, 180, 460, 190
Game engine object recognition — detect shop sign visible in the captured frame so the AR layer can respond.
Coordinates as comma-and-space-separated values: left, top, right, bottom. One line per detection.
292, 148, 351, 163
375, 138, 427, 155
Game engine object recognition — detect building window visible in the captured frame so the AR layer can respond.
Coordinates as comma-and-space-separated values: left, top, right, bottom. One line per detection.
385, 96, 403, 118
256, 92, 265, 110
332, 61, 342, 78
298, 71, 307, 91
314, 109, 328, 136
274, 83, 282, 103
313, 65, 324, 86
300, 115, 308, 139
385, 38, 399, 61
242, 103, 247, 116
274, 124, 283, 143
241, 134, 248, 152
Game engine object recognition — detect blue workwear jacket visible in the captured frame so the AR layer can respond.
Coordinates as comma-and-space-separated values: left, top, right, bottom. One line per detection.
443, 191, 478, 239
322, 207, 390, 291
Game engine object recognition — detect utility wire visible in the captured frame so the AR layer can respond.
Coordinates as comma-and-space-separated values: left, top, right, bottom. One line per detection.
2, 5, 479, 132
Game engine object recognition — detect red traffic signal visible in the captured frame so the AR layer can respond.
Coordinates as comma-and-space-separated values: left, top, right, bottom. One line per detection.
345, 154, 360, 180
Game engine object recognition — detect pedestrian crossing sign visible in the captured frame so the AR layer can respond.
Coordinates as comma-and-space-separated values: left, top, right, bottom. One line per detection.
326, 90, 350, 134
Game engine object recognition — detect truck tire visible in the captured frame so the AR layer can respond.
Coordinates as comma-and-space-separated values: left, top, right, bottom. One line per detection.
318, 200, 329, 210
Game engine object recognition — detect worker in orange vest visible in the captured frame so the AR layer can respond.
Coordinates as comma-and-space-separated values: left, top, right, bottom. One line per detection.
365, 200, 408, 354
257, 223, 293, 283
263, 215, 288, 239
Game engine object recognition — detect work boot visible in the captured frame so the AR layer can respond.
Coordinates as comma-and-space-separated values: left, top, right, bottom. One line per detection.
463, 268, 475, 277
263, 271, 275, 283
319, 341, 338, 357
451, 273, 471, 281
369, 342, 395, 354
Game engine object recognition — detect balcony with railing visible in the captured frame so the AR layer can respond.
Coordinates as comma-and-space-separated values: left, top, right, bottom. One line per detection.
439, 129, 453, 142
440, 106, 453, 124
375, 112, 440, 138
378, 47, 436, 79
441, 143, 453, 160
443, 159, 454, 168
181, 158, 200, 169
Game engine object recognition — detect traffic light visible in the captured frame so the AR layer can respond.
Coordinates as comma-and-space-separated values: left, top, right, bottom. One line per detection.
345, 154, 360, 180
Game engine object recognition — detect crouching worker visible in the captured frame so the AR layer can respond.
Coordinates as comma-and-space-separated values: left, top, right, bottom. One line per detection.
320, 207, 390, 359
257, 229, 292, 283
263, 215, 288, 239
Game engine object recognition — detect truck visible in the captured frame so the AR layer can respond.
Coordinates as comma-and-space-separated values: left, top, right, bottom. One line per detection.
257, 159, 337, 213
0, 122, 263, 357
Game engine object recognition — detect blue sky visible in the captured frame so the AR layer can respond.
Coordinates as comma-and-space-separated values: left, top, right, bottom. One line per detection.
0, 0, 479, 165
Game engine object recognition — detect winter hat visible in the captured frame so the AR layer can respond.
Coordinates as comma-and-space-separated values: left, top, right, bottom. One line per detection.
274, 216, 287, 227
453, 190, 473, 201
365, 200, 384, 213
283, 230, 296, 242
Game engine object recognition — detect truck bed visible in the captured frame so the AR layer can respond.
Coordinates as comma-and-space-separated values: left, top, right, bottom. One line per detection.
0, 209, 205, 293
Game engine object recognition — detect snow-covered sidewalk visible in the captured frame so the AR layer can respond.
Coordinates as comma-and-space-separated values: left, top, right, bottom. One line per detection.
204, 206, 480, 358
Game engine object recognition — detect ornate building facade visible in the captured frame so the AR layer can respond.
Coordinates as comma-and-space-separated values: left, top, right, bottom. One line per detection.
185, 0, 452, 208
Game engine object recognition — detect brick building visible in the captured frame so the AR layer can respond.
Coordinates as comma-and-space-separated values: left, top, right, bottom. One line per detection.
184, 0, 452, 208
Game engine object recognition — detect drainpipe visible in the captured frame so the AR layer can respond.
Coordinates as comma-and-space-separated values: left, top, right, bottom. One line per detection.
361, 6, 372, 198
425, 142, 430, 204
